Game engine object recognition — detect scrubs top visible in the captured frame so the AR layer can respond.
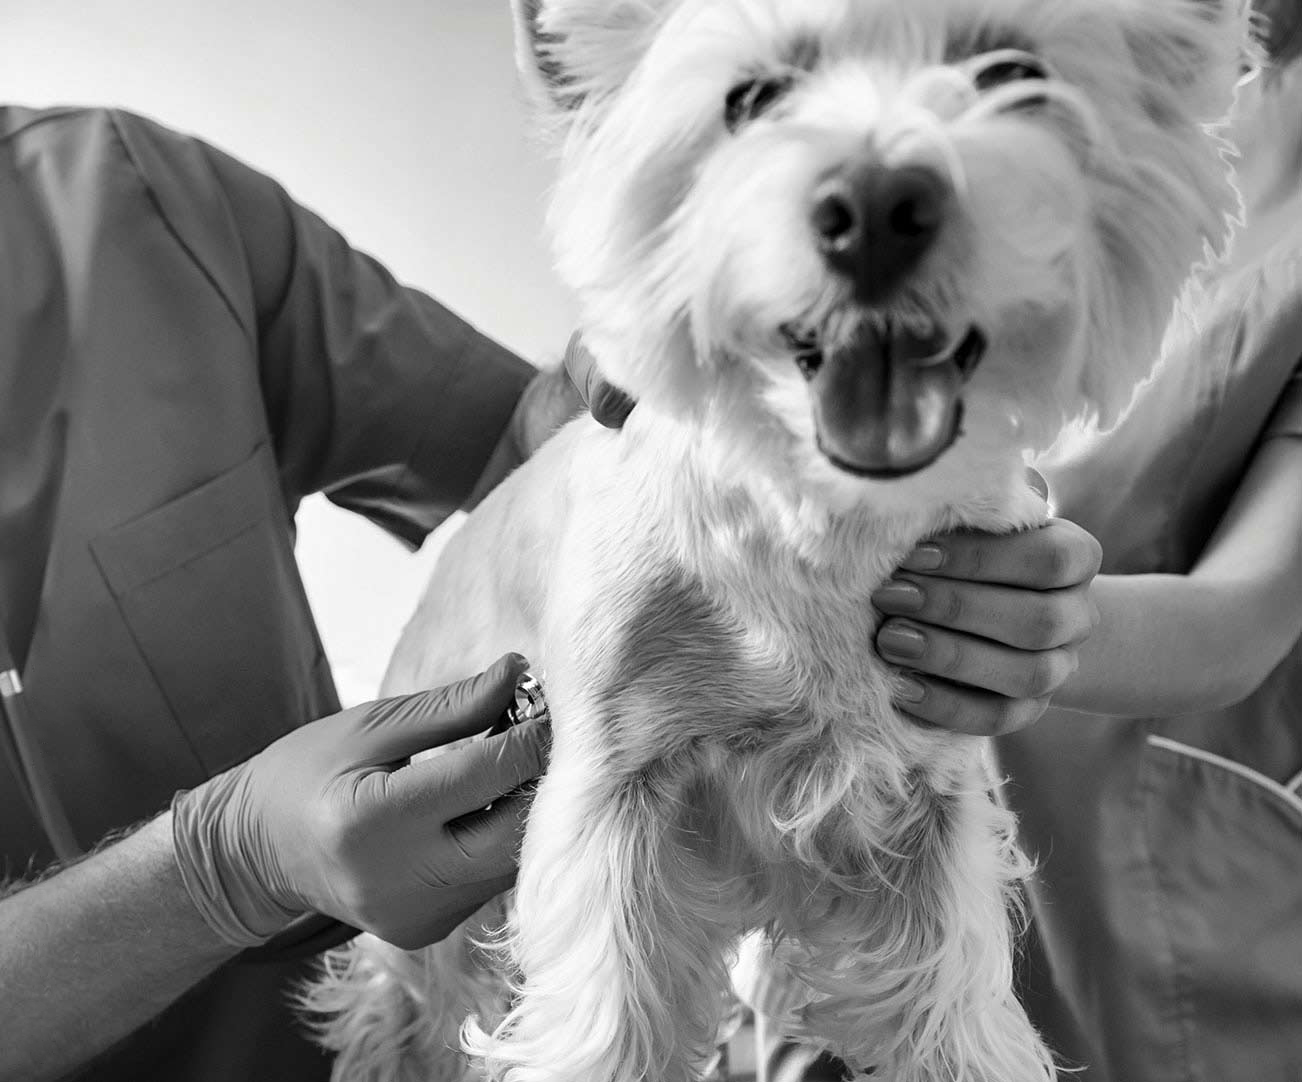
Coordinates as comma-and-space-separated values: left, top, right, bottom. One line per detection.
999, 222, 1302, 1080
0, 106, 534, 1080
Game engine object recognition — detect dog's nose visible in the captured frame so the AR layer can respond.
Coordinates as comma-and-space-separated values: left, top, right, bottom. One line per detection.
810, 161, 950, 303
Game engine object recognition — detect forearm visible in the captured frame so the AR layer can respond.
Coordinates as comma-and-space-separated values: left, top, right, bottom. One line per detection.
0, 812, 237, 1082
1053, 573, 1265, 716
464, 363, 582, 511
1054, 437, 1302, 718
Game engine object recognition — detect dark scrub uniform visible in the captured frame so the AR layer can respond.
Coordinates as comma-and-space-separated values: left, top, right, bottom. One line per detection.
0, 106, 534, 1081
1000, 222, 1302, 1081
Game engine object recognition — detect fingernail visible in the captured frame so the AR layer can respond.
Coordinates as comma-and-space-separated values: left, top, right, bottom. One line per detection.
593, 384, 636, 429
871, 579, 925, 614
900, 544, 945, 572
564, 330, 590, 368
894, 674, 927, 704
1025, 467, 1050, 502
877, 623, 927, 661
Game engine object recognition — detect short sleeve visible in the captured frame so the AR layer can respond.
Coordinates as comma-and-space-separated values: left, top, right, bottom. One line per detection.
111, 109, 536, 549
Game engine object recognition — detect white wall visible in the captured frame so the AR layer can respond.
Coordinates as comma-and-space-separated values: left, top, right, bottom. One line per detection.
0, 0, 575, 703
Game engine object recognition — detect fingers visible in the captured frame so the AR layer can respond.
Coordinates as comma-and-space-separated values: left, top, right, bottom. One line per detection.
875, 516, 1100, 737
877, 619, 1080, 701
444, 788, 537, 879
897, 518, 1102, 590
511, 364, 588, 457
563, 332, 635, 429
872, 576, 1096, 650
395, 717, 551, 821
340, 654, 530, 765
893, 674, 1052, 736
390, 873, 519, 950
1025, 466, 1049, 502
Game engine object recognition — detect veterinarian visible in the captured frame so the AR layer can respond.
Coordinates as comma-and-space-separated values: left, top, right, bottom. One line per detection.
869, 7, 1302, 1079
0, 106, 571, 1082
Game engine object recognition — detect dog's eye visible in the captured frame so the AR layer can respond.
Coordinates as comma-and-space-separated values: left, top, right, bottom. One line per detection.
971, 49, 1050, 91
724, 75, 792, 131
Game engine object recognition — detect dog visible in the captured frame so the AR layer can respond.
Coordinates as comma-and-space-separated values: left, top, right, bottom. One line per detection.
303, 1, 1245, 1079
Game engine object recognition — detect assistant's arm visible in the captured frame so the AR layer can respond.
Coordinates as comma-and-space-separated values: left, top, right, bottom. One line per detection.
1059, 430, 1302, 715
873, 427, 1302, 728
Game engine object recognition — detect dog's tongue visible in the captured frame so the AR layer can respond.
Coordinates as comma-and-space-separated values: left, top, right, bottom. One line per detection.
809, 321, 963, 477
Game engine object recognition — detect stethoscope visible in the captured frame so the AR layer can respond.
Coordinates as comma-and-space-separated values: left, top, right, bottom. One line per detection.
0, 627, 81, 861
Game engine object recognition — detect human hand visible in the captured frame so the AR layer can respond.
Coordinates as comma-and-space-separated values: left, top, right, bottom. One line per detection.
872, 516, 1102, 735
172, 654, 550, 950
510, 363, 588, 459
493, 334, 634, 474
562, 332, 635, 429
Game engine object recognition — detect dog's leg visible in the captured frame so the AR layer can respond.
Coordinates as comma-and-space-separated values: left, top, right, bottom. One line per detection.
464, 755, 739, 1082
785, 778, 1055, 1082
304, 896, 514, 1082
303, 426, 590, 1080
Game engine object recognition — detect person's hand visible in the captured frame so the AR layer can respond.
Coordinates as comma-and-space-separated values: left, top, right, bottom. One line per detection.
172, 653, 550, 950
470, 334, 635, 506
562, 332, 635, 429
508, 334, 636, 458
872, 517, 1102, 735
510, 362, 588, 458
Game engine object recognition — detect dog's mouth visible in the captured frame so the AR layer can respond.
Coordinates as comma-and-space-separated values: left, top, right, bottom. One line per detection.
783, 317, 987, 478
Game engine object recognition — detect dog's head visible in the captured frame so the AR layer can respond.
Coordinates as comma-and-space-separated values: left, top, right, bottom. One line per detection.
515, 0, 1244, 501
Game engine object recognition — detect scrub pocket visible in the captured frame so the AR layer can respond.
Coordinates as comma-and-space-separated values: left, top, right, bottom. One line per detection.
91, 446, 329, 774
1137, 734, 1302, 1082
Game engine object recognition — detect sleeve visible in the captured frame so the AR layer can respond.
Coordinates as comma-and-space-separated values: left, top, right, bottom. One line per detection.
1262, 360, 1302, 440
112, 110, 536, 549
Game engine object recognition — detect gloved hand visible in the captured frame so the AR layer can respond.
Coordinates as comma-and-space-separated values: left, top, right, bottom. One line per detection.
172, 653, 549, 950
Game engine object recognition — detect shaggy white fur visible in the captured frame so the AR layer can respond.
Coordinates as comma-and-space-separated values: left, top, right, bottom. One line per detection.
303, 1, 1246, 1080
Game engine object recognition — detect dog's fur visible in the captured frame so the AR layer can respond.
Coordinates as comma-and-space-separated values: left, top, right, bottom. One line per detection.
304, 2, 1245, 1079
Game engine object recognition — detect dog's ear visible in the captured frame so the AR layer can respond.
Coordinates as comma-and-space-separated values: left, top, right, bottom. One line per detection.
509, 0, 672, 111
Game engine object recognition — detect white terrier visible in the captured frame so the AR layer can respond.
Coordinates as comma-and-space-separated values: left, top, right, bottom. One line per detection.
305, 1, 1245, 1079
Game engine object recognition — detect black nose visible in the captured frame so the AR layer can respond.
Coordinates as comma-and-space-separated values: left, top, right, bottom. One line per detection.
810, 162, 950, 303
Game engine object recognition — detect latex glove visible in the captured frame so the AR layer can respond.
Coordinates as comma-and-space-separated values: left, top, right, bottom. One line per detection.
872, 496, 1102, 736
172, 653, 549, 950
562, 332, 635, 429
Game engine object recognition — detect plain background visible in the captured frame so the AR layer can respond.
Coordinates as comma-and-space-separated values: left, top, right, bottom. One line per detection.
0, 0, 576, 703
